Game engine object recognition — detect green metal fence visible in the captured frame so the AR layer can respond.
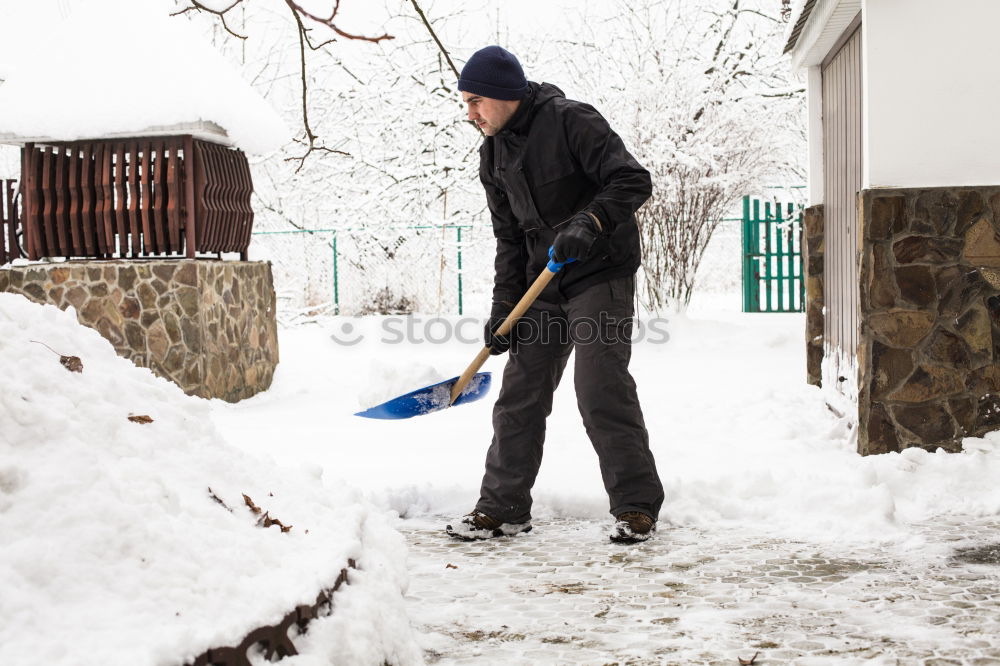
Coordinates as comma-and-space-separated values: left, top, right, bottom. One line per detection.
250, 224, 474, 315
741, 196, 804, 313
253, 195, 804, 316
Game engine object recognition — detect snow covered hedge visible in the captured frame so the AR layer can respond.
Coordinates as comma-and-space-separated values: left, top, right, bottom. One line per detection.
0, 293, 419, 665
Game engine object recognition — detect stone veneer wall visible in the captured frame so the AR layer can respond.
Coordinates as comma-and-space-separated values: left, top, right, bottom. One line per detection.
858, 187, 1000, 454
0, 260, 278, 402
803, 205, 824, 387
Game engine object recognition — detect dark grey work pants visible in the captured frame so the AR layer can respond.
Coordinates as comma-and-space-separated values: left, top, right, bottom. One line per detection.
476, 275, 665, 524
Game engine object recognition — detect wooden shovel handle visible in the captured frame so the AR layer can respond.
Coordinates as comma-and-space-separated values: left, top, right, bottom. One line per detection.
449, 267, 558, 404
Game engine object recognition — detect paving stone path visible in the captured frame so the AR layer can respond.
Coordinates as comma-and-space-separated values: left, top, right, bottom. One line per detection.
402, 516, 1000, 665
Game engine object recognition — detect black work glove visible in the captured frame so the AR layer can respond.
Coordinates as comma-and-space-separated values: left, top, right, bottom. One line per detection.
484, 300, 516, 355
552, 212, 600, 263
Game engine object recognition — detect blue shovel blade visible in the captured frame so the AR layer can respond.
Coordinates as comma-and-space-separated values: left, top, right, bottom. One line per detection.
354, 372, 493, 420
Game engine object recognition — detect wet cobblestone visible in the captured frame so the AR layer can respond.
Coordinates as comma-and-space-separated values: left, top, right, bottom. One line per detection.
403, 516, 1000, 664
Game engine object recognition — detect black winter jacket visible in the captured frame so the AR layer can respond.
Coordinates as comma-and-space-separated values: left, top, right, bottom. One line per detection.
480, 82, 652, 304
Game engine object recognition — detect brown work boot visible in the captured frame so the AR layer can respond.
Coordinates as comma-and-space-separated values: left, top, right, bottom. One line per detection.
446, 510, 532, 541
610, 511, 656, 544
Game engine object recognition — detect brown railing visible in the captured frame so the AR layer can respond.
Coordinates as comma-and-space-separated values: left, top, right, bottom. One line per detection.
191, 140, 255, 257
0, 179, 20, 265
16, 136, 253, 262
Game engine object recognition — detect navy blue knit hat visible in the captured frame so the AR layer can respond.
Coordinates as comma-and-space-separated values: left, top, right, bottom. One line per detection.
457, 46, 528, 100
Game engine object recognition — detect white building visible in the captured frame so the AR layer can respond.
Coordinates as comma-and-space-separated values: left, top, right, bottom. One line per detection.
785, 1, 1000, 454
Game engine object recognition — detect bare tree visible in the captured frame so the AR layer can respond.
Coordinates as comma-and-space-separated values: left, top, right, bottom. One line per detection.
167, 0, 806, 313
171, 0, 394, 166
173, 0, 484, 228
568, 0, 805, 311
173, 0, 494, 311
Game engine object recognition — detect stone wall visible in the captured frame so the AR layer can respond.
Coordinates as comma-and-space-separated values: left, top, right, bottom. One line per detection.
858, 187, 1000, 454
0, 260, 278, 402
803, 205, 824, 387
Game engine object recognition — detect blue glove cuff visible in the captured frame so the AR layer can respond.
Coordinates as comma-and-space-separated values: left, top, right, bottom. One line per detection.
547, 246, 577, 273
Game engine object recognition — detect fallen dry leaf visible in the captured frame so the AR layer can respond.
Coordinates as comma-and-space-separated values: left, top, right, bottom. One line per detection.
259, 511, 293, 533
738, 651, 760, 665
243, 494, 292, 532
127, 414, 154, 424
30, 340, 83, 372
446, 563, 458, 569
243, 493, 262, 515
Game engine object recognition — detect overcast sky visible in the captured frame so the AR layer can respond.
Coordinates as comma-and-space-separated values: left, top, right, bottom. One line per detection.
0, 0, 620, 73
336, 0, 620, 36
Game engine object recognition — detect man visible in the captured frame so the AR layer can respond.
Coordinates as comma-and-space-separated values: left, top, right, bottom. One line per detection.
445, 46, 664, 544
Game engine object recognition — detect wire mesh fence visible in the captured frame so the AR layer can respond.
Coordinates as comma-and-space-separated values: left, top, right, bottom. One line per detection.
249, 224, 494, 316
250, 189, 804, 317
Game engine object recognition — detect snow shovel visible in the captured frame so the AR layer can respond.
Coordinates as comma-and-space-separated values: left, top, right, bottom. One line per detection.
354, 250, 573, 419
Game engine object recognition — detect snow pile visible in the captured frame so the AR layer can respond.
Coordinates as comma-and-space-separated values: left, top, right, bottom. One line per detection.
0, 0, 289, 154
0, 293, 420, 665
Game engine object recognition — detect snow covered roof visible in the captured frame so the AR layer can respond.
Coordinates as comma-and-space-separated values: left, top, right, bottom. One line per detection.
0, 0, 290, 154
783, 0, 816, 54
783, 0, 861, 70
0, 120, 234, 148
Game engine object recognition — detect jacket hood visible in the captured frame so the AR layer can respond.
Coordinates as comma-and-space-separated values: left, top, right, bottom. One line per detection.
534, 82, 565, 104
503, 81, 564, 135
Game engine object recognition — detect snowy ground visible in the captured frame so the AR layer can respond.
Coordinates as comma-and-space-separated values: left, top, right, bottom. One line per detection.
211, 299, 1000, 664
403, 515, 1000, 664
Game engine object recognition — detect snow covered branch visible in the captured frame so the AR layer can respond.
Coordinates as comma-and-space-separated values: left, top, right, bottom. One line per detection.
171, 1, 395, 167
170, 0, 248, 39
285, 1, 394, 44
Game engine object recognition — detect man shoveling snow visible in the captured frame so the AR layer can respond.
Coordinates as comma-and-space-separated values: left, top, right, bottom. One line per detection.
446, 46, 664, 545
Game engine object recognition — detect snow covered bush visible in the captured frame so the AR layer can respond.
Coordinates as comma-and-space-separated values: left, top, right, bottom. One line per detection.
359, 286, 416, 315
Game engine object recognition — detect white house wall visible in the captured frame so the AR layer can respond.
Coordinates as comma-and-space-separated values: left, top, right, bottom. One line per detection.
788, 0, 861, 206
864, 0, 1000, 188
807, 66, 824, 206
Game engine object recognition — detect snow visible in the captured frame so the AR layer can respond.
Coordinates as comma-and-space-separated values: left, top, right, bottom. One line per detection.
357, 360, 445, 411
212, 309, 1000, 547
3, 0, 997, 661
0, 293, 419, 665
0, 0, 290, 154
821, 344, 860, 418
5, 287, 1000, 663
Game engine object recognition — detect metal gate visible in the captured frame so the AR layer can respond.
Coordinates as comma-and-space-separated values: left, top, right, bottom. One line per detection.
741, 196, 804, 313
